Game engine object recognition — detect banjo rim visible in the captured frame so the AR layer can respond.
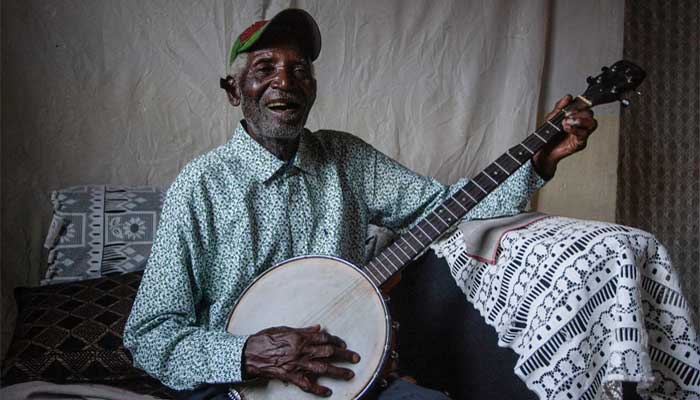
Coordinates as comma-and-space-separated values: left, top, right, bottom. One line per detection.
226, 254, 392, 400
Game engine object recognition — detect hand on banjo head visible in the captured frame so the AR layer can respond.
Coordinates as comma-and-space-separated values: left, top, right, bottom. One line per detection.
243, 324, 361, 397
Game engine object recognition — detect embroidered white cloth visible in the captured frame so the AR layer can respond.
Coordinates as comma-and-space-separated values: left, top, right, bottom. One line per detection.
433, 216, 700, 400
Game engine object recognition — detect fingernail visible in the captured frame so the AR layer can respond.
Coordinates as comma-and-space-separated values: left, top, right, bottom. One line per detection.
353, 354, 360, 363
325, 389, 332, 397
348, 371, 355, 379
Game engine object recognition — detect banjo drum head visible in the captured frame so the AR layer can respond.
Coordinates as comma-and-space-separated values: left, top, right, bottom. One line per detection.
227, 255, 390, 399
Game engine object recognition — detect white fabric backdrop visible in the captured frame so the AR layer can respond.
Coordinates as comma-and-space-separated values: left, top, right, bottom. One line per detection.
2, 0, 626, 369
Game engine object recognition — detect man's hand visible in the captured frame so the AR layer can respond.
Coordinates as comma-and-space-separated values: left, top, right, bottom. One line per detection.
532, 95, 598, 179
243, 325, 360, 397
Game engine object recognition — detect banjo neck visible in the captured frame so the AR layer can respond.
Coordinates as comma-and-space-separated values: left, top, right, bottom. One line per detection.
362, 97, 591, 287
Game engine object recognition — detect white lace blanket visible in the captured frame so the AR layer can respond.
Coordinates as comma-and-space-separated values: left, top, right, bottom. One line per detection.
433, 216, 700, 400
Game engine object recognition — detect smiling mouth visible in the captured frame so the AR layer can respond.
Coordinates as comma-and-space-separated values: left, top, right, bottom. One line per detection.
266, 100, 302, 112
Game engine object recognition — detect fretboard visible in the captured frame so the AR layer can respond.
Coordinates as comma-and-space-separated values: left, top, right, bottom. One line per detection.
362, 99, 586, 287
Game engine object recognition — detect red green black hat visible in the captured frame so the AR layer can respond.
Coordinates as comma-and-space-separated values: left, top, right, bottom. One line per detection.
229, 9, 322, 66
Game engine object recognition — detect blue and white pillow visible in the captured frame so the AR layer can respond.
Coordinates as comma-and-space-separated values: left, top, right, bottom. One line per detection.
43, 185, 165, 285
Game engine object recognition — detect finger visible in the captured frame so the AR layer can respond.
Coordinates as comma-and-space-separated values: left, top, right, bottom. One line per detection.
568, 109, 594, 120
546, 95, 572, 120
308, 331, 347, 349
286, 372, 332, 397
554, 95, 572, 111
300, 360, 355, 380
307, 344, 360, 363
327, 347, 361, 363
564, 116, 597, 134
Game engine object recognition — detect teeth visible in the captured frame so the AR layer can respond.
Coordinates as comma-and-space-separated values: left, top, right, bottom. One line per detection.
268, 102, 288, 107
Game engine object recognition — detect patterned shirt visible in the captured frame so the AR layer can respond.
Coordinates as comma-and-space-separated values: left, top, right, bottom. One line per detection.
124, 123, 546, 390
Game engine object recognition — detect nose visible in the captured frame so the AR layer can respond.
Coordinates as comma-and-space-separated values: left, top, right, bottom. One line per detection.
270, 67, 296, 91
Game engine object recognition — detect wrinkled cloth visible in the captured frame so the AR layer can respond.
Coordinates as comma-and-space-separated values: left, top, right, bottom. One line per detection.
434, 217, 700, 400
457, 212, 548, 264
124, 124, 546, 390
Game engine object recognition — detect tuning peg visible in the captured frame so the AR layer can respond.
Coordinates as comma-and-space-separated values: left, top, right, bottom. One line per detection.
635, 90, 642, 97
620, 99, 631, 108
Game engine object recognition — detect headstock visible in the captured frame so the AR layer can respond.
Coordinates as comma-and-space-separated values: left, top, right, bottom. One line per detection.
581, 60, 646, 107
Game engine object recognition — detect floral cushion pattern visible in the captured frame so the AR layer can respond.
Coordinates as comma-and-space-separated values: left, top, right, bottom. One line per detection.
43, 186, 164, 285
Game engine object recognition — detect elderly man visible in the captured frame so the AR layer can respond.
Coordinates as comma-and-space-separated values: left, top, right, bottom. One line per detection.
124, 9, 596, 400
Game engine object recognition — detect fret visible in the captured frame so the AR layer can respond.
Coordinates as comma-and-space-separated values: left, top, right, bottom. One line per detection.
376, 256, 394, 275
486, 165, 506, 183
497, 153, 520, 172
433, 210, 449, 226
510, 145, 532, 163
387, 245, 406, 264
380, 252, 398, 270
423, 218, 442, 235
366, 262, 385, 282
520, 142, 535, 155
472, 179, 487, 194
415, 224, 433, 242
393, 241, 412, 260
507, 150, 523, 165
442, 204, 460, 220
532, 131, 547, 143
546, 120, 561, 131
484, 170, 499, 185
459, 187, 478, 203
408, 229, 426, 246
400, 236, 419, 254
475, 173, 497, 192
494, 160, 509, 174
524, 135, 544, 151
451, 196, 469, 212
435, 207, 455, 224
538, 126, 555, 141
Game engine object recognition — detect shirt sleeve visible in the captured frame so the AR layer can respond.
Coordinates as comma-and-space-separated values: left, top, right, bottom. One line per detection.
363, 143, 547, 234
123, 168, 248, 390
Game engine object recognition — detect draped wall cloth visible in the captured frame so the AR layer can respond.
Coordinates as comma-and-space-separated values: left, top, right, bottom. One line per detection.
616, 0, 700, 321
2, 0, 553, 356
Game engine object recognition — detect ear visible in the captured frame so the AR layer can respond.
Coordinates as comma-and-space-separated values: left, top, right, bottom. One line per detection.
223, 75, 241, 107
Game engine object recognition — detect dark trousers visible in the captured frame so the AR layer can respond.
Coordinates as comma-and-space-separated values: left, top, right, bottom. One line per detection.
176, 379, 450, 400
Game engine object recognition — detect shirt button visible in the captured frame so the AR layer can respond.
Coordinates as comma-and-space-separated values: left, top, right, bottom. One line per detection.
291, 194, 298, 202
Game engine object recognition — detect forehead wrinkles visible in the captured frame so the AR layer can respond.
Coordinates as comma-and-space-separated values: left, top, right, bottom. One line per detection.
248, 48, 308, 67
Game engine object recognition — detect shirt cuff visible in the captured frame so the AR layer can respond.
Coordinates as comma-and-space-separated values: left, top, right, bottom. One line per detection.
208, 332, 250, 384
527, 160, 549, 188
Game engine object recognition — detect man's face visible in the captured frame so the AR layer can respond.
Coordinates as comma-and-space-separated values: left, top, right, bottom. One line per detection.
235, 35, 317, 140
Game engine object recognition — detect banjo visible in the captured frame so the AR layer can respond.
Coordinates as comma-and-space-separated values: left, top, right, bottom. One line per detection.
225, 60, 645, 399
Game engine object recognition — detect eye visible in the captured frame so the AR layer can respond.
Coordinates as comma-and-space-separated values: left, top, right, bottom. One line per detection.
293, 65, 311, 79
253, 64, 275, 78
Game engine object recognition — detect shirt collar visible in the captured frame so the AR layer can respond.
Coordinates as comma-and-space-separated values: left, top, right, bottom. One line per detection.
228, 123, 320, 183
292, 129, 321, 176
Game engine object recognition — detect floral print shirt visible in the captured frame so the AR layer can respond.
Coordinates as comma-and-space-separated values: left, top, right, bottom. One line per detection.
124, 123, 546, 390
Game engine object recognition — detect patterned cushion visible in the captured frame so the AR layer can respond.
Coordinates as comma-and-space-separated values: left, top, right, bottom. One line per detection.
1, 272, 175, 398
43, 185, 164, 285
